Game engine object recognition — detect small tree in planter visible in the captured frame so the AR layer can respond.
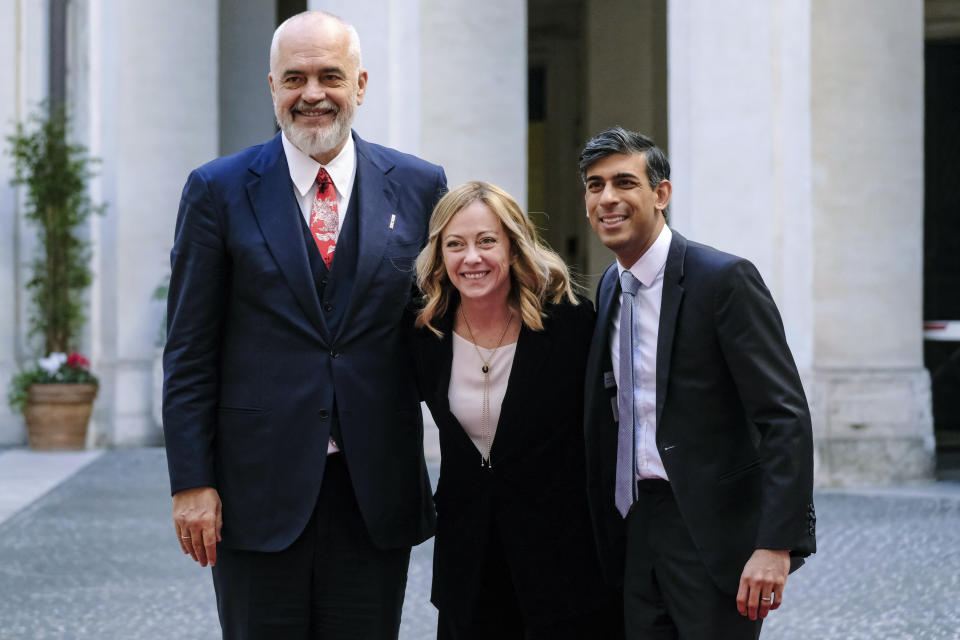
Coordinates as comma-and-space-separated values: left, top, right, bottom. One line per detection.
6, 105, 103, 449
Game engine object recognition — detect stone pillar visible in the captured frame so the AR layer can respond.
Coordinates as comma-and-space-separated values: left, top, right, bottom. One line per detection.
419, 0, 527, 204
668, 0, 932, 485
809, 0, 932, 484
0, 0, 51, 445
219, 0, 276, 157
584, 0, 668, 282
77, 0, 218, 446
668, 0, 814, 366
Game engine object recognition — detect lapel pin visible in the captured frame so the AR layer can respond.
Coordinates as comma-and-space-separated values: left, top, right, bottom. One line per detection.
389, 214, 396, 229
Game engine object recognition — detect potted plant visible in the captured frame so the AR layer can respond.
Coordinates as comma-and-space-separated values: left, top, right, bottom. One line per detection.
8, 352, 98, 449
6, 105, 103, 449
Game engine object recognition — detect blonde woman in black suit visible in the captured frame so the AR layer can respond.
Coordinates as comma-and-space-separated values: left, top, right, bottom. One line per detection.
413, 181, 621, 640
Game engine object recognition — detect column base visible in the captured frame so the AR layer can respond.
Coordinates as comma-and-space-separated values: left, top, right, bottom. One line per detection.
810, 367, 935, 486
90, 359, 163, 447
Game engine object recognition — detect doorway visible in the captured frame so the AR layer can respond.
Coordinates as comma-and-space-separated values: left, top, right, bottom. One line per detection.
924, 39, 960, 479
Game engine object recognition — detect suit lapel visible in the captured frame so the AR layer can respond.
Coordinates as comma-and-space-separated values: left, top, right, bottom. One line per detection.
430, 315, 456, 416
491, 324, 550, 461
420, 311, 480, 457
655, 230, 687, 428
584, 264, 619, 480
246, 134, 327, 336
593, 265, 619, 359
336, 134, 400, 339
585, 264, 618, 407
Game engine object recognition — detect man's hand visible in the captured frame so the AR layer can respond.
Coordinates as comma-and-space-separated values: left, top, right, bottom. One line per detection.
172, 487, 222, 567
736, 548, 790, 620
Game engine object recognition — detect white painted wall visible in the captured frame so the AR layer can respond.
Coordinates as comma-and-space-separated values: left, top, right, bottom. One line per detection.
0, 0, 25, 444
1, 0, 51, 445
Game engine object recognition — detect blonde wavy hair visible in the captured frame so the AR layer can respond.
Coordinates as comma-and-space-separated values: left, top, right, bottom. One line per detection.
415, 181, 577, 338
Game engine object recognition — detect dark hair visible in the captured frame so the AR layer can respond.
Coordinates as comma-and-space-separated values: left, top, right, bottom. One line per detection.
578, 125, 671, 194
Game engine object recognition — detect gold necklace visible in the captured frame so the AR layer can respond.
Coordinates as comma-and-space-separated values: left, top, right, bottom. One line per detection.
459, 307, 513, 373
459, 307, 513, 467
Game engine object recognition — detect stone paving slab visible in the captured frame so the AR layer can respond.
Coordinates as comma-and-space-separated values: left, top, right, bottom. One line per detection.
1, 449, 959, 639
0, 450, 102, 525
0, 449, 434, 640
767, 495, 960, 639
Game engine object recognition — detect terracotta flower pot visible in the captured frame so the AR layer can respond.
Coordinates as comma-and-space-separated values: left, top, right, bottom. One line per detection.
23, 383, 98, 450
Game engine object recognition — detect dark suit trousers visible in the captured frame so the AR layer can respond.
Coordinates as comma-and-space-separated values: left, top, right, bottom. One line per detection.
437, 518, 623, 640
211, 455, 411, 640
623, 480, 761, 640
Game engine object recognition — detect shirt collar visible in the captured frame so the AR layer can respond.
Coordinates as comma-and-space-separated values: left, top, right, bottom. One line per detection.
280, 131, 356, 199
616, 224, 673, 287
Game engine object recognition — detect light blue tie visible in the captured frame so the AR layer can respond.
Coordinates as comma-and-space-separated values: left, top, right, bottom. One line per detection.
615, 270, 641, 518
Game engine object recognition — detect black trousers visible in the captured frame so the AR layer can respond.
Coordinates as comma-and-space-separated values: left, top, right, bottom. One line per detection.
623, 480, 761, 640
437, 520, 623, 640
211, 454, 411, 640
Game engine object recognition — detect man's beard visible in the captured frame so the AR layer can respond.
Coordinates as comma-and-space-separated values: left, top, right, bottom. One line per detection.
276, 98, 355, 158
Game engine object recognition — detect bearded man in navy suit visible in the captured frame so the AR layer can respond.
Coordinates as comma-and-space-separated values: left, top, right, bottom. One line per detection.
581, 127, 815, 639
163, 11, 446, 638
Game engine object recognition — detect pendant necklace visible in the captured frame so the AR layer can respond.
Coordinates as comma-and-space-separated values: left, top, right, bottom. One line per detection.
459, 306, 513, 468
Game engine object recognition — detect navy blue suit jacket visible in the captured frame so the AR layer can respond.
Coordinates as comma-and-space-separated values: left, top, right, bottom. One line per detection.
584, 230, 816, 593
163, 131, 447, 552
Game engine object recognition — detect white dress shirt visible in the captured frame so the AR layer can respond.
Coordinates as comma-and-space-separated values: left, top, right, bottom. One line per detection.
281, 131, 357, 241
610, 224, 673, 481
448, 333, 518, 461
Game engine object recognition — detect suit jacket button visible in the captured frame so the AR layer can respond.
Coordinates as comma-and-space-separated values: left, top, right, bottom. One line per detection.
324, 303, 333, 312
330, 350, 340, 359
318, 409, 329, 419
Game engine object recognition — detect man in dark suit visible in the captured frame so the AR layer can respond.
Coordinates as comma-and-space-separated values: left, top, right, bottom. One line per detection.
581, 126, 816, 639
163, 11, 446, 638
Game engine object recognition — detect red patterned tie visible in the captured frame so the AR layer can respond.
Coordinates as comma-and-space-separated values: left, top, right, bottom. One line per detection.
310, 168, 339, 268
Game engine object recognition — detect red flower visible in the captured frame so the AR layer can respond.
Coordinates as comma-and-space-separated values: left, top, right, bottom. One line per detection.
67, 352, 90, 369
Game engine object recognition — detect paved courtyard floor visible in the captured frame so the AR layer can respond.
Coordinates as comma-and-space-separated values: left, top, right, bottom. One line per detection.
0, 448, 958, 639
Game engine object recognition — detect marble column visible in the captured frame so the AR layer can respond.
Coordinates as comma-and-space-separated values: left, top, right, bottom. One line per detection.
808, 0, 932, 484
77, 0, 219, 446
667, 0, 932, 485
419, 0, 527, 203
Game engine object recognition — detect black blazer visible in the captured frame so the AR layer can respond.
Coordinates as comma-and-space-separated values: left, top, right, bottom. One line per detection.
584, 230, 817, 593
414, 299, 613, 625
163, 131, 446, 552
